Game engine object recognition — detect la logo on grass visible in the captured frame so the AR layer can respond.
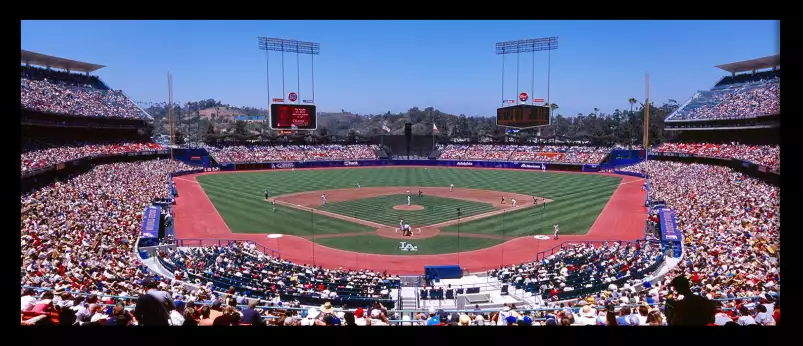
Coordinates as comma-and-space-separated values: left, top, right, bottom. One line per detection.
399, 242, 418, 252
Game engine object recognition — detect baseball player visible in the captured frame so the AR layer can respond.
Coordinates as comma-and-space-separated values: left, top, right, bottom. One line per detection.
532, 196, 538, 205
264, 190, 269, 200
407, 195, 411, 206
541, 165, 545, 172
418, 189, 423, 198
553, 223, 560, 240
500, 197, 506, 204
357, 182, 361, 189
272, 200, 276, 212
449, 183, 454, 192
511, 198, 517, 208
321, 194, 327, 205
292, 167, 296, 173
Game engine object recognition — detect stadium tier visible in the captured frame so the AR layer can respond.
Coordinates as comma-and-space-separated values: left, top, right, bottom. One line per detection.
652, 143, 780, 172
207, 144, 380, 164
438, 144, 611, 164
666, 70, 780, 122
21, 140, 163, 173
21, 66, 148, 119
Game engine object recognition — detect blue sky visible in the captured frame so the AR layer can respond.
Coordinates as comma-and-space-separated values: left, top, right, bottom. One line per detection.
21, 20, 779, 117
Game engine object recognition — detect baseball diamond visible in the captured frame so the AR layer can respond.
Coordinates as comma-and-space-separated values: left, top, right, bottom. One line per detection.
172, 166, 646, 271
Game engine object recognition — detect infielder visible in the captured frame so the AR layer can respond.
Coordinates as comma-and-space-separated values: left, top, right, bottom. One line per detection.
321, 194, 327, 205
264, 190, 269, 200
449, 183, 454, 192
511, 198, 517, 207
500, 197, 506, 204
553, 223, 560, 240
532, 196, 538, 205
357, 182, 361, 189
418, 189, 423, 198
272, 200, 276, 212
407, 195, 411, 206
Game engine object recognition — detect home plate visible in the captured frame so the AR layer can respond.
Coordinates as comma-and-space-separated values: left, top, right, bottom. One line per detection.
267, 234, 284, 239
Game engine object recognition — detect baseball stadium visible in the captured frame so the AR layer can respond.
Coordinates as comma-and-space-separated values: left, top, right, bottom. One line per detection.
21, 21, 779, 327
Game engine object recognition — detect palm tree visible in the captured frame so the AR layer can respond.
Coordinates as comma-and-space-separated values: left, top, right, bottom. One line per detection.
628, 98, 637, 113
593, 107, 600, 117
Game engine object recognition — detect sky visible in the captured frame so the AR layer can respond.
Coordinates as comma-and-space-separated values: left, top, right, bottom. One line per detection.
21, 20, 779, 117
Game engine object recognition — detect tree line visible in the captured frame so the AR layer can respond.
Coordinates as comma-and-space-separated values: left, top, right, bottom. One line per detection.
142, 98, 680, 146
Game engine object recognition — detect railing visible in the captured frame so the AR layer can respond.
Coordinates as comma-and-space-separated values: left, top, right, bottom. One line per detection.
176, 238, 280, 258
20, 284, 775, 324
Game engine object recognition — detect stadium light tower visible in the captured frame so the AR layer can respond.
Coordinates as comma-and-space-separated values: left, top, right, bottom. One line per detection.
495, 37, 558, 135
258, 37, 321, 132
258, 37, 320, 104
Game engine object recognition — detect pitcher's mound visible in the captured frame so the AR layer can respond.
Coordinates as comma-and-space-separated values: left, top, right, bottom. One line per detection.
393, 205, 424, 211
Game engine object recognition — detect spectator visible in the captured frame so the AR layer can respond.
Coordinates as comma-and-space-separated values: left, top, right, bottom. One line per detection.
667, 276, 715, 326
239, 301, 263, 326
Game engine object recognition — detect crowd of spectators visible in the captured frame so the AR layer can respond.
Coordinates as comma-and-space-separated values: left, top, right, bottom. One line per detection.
21, 69, 147, 119
667, 75, 780, 121
652, 143, 780, 171
208, 144, 379, 163
493, 241, 662, 300
21, 140, 163, 173
161, 243, 398, 304
438, 144, 611, 164
20, 159, 197, 324
619, 160, 779, 324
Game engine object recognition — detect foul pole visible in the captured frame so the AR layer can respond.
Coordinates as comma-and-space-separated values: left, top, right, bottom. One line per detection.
167, 72, 175, 172
644, 72, 650, 155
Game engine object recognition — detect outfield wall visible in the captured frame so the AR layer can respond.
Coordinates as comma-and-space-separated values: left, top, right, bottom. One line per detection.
219, 159, 602, 172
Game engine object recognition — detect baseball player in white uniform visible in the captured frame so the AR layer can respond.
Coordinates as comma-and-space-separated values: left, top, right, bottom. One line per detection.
407, 195, 411, 206
553, 223, 559, 240
449, 183, 454, 192
321, 194, 327, 205
292, 167, 296, 173
272, 200, 276, 212
357, 182, 361, 189
511, 198, 517, 207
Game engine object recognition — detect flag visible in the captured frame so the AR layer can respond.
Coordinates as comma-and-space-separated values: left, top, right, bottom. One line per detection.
382, 120, 391, 133
433, 124, 439, 134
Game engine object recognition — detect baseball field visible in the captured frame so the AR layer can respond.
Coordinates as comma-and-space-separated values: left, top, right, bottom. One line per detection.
192, 167, 622, 255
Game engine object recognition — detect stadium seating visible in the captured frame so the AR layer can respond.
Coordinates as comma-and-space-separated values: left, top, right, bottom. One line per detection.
21, 140, 163, 173
20, 66, 147, 119
652, 143, 779, 171
666, 71, 779, 121
438, 144, 611, 164
207, 144, 379, 163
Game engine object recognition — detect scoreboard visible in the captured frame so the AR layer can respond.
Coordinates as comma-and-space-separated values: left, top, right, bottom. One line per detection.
496, 105, 550, 129
270, 104, 317, 130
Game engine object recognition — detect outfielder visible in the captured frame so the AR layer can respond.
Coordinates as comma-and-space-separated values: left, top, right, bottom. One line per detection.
407, 195, 411, 206
292, 167, 296, 173
272, 200, 276, 211
264, 190, 269, 200
357, 182, 361, 189
553, 223, 560, 240
449, 183, 454, 192
321, 194, 327, 205
511, 198, 517, 207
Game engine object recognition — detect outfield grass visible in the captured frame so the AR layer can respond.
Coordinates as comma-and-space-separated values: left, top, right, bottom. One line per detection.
319, 194, 496, 226
313, 234, 506, 255
195, 168, 621, 254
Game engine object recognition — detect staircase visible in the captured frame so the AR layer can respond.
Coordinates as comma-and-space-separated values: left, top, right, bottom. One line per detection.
400, 287, 419, 310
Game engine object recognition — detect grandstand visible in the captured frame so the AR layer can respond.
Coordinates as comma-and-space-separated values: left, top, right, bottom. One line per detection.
21, 50, 151, 119
665, 55, 779, 129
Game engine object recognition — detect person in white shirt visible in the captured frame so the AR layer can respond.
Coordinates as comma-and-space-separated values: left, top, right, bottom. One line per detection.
754, 305, 776, 326
450, 183, 454, 192
736, 306, 757, 325
21, 288, 37, 311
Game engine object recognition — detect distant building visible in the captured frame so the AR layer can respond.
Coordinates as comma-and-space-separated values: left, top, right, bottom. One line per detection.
235, 115, 266, 122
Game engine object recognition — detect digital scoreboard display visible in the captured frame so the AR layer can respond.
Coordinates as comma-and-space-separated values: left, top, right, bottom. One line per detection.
496, 105, 550, 129
270, 104, 317, 130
